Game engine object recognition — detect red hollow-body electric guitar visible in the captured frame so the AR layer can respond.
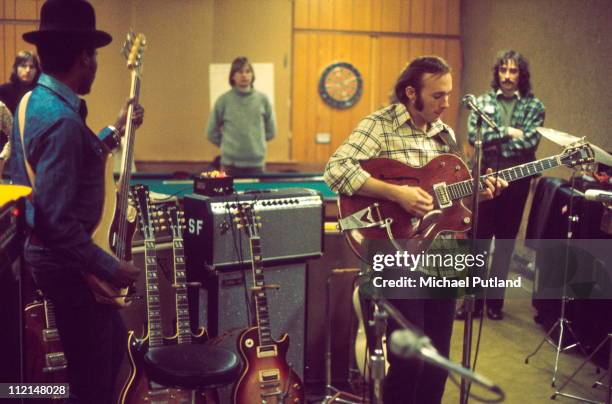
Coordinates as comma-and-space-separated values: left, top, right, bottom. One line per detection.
338, 143, 593, 261
231, 203, 304, 404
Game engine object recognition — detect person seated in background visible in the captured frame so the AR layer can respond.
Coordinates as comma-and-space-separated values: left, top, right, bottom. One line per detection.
0, 50, 41, 114
206, 56, 275, 176
0, 101, 11, 180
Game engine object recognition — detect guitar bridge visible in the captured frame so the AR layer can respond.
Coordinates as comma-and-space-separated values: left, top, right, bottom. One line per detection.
432, 182, 452, 209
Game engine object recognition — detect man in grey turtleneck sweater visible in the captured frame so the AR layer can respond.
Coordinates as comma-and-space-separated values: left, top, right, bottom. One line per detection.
207, 57, 276, 176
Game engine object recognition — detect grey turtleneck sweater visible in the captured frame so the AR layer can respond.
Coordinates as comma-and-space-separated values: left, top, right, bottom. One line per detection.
207, 87, 276, 168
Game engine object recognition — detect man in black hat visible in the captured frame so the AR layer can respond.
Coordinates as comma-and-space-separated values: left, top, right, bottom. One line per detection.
8, 1, 144, 402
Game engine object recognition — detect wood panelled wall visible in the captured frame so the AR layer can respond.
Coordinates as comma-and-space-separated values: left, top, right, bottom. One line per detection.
0, 0, 41, 82
292, 0, 462, 163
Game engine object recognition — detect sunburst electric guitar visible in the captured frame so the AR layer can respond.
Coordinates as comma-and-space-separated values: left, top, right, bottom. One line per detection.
231, 203, 304, 404
87, 31, 146, 307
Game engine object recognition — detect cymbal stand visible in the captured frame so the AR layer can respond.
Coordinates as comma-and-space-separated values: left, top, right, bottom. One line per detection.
524, 172, 589, 386
552, 333, 612, 404
322, 269, 362, 404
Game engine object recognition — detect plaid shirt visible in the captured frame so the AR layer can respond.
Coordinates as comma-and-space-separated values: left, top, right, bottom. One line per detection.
467, 89, 545, 159
324, 103, 454, 196
324, 103, 461, 277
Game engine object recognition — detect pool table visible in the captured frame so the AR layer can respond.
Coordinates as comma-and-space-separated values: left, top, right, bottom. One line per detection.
123, 172, 339, 220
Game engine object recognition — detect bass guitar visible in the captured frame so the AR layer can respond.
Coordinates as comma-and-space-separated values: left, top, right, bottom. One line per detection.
120, 186, 203, 404
338, 142, 594, 261
231, 203, 304, 404
87, 31, 146, 307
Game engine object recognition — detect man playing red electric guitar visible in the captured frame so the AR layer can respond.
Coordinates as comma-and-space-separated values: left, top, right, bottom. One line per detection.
324, 56, 507, 404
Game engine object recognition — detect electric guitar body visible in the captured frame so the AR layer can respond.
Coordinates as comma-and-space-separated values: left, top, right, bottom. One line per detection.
233, 327, 303, 404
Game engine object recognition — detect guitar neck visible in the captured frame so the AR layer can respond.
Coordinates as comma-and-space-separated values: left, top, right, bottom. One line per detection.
114, 71, 142, 262
117, 71, 141, 192
44, 298, 58, 330
172, 236, 192, 345
449, 155, 561, 201
249, 237, 274, 347
143, 237, 164, 348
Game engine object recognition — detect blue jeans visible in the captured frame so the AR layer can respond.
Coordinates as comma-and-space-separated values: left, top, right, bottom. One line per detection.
25, 239, 126, 404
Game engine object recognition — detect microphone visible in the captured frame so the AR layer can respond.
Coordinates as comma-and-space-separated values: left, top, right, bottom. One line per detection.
585, 189, 612, 203
389, 329, 503, 395
462, 94, 502, 135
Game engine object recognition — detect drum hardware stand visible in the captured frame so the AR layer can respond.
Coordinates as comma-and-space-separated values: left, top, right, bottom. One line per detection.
551, 332, 612, 404
322, 269, 362, 404
524, 172, 589, 387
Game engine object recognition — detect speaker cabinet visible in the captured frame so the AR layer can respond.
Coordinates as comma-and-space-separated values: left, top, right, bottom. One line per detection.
194, 264, 306, 403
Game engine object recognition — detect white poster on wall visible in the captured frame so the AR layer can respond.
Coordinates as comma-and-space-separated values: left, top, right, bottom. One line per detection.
209, 63, 275, 110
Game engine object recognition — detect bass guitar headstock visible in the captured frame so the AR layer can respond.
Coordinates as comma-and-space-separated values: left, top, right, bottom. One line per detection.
122, 30, 146, 74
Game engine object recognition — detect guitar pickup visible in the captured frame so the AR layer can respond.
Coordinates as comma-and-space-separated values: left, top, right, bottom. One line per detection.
259, 369, 280, 383
257, 345, 278, 358
432, 183, 452, 209
43, 328, 60, 342
44, 352, 67, 372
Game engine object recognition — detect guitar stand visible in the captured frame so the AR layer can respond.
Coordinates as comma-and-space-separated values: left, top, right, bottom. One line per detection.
551, 333, 612, 404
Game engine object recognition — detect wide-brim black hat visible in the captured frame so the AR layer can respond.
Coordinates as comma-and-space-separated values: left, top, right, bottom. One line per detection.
23, 0, 112, 48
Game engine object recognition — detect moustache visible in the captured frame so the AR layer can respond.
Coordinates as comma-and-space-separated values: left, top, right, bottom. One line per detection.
502, 80, 514, 84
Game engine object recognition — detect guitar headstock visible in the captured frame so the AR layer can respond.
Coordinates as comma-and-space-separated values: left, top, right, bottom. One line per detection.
132, 185, 156, 240
233, 203, 261, 238
122, 30, 146, 73
165, 205, 185, 239
560, 141, 595, 168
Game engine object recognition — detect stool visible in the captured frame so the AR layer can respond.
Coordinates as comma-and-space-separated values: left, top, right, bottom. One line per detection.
144, 343, 240, 391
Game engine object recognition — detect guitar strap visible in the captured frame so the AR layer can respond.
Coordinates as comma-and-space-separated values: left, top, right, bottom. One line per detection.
19, 91, 36, 190
437, 128, 465, 160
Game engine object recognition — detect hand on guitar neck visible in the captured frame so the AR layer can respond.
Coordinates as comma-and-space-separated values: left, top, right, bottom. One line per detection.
111, 261, 141, 288
356, 167, 507, 217
113, 97, 145, 135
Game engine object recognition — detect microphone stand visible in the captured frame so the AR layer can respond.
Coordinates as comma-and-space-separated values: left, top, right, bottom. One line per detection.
368, 285, 387, 404
461, 115, 484, 404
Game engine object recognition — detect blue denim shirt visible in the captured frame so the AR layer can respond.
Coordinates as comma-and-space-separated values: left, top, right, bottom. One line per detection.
8, 73, 120, 280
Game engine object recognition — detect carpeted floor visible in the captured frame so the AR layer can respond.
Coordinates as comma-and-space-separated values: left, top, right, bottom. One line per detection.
443, 274, 610, 404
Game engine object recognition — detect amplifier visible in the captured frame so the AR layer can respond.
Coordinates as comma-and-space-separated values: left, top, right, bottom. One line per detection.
183, 189, 324, 270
